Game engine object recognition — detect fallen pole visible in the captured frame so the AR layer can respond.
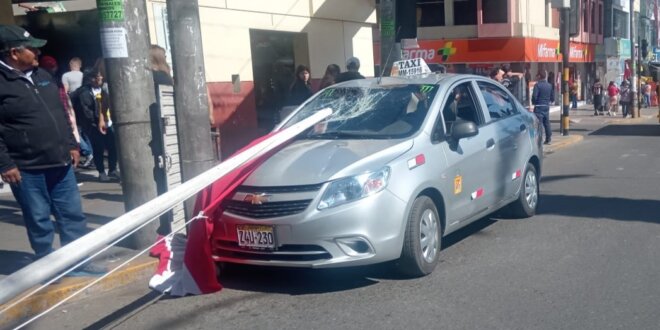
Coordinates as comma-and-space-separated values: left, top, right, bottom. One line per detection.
0, 108, 331, 307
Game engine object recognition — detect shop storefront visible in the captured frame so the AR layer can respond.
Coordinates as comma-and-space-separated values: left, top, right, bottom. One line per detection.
374, 37, 597, 104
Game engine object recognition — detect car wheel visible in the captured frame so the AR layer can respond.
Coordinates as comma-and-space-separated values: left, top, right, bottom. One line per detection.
505, 162, 539, 218
398, 196, 441, 277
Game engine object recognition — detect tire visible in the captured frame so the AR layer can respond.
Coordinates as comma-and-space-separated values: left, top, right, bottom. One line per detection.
504, 162, 539, 218
398, 196, 442, 277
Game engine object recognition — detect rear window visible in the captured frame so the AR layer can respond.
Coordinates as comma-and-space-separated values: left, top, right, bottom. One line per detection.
282, 85, 440, 139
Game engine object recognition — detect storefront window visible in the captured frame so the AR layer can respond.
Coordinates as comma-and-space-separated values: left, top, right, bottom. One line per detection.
416, 0, 445, 27
598, 4, 603, 34
454, 0, 477, 25
482, 0, 507, 24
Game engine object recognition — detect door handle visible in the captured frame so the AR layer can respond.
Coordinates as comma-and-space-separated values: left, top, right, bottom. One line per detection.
486, 138, 495, 150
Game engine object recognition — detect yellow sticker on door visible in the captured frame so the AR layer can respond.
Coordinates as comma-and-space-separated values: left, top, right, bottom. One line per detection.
454, 175, 462, 195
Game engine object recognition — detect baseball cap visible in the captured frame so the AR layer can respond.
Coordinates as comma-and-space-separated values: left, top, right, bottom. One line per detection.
0, 25, 47, 52
40, 55, 58, 71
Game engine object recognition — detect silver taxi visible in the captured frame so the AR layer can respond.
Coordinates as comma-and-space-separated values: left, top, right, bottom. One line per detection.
213, 73, 543, 276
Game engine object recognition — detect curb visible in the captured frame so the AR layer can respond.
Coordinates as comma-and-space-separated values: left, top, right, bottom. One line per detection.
543, 135, 584, 154
0, 258, 157, 328
605, 115, 656, 124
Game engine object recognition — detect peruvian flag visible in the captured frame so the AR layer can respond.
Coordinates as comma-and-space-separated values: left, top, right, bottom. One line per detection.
148, 109, 330, 296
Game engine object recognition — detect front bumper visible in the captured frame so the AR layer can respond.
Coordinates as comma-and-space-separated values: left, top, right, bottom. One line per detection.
212, 189, 408, 268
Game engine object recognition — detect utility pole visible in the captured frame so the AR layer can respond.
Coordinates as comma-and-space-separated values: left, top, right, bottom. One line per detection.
379, 0, 399, 76
166, 0, 216, 219
0, 0, 14, 24
630, 0, 638, 118
560, 7, 570, 136
96, 0, 158, 248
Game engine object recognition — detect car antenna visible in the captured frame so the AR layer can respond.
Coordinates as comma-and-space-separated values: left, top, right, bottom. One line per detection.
377, 26, 401, 85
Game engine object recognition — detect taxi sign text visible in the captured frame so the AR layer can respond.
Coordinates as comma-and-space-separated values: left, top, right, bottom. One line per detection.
391, 58, 431, 77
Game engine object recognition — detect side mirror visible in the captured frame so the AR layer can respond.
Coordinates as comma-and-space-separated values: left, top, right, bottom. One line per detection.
450, 120, 478, 141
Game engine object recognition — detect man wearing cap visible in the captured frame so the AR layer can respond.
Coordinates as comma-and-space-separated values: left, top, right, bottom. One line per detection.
335, 56, 365, 83
0, 25, 89, 261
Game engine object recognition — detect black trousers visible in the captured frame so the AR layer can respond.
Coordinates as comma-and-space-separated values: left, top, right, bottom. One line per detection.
534, 108, 551, 142
89, 126, 117, 174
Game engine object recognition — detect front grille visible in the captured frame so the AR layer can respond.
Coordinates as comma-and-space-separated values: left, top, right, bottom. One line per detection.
238, 184, 323, 193
214, 240, 332, 261
223, 199, 312, 218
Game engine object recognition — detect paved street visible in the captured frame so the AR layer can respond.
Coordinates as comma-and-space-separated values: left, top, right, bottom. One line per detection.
10, 111, 660, 330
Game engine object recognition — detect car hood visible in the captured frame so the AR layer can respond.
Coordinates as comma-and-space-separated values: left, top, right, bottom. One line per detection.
242, 139, 414, 186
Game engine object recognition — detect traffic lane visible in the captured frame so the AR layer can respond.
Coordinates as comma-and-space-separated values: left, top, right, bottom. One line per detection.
28, 123, 660, 330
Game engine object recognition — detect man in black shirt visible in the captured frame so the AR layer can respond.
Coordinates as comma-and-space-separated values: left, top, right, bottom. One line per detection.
335, 57, 365, 83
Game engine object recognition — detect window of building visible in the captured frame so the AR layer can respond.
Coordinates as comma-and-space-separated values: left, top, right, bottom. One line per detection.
612, 9, 628, 39
598, 3, 603, 34
591, 1, 596, 33
416, 0, 445, 27
552, 8, 560, 28
454, 0, 477, 25
583, 1, 588, 33
482, 0, 508, 24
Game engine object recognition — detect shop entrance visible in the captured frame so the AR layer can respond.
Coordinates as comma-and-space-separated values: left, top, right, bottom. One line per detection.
249, 29, 309, 131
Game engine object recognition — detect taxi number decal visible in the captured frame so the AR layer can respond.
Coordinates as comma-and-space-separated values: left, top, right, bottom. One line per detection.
454, 175, 462, 195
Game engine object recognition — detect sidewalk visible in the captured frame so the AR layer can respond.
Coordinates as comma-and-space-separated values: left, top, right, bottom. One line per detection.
542, 103, 659, 154
0, 168, 156, 327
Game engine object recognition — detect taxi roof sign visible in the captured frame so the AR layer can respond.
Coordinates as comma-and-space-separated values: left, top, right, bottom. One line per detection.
391, 58, 432, 77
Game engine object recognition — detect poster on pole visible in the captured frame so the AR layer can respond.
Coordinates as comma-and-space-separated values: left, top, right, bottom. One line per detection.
100, 27, 129, 58
97, 0, 125, 22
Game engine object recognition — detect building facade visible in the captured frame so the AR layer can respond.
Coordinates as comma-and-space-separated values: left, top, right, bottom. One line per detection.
378, 0, 604, 105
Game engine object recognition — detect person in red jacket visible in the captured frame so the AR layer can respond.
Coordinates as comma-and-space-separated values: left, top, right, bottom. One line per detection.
607, 81, 619, 116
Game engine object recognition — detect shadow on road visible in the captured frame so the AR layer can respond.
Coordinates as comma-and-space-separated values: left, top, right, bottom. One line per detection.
0, 250, 33, 275
83, 192, 124, 203
538, 194, 660, 223
82, 291, 165, 330
541, 174, 592, 184
590, 124, 660, 137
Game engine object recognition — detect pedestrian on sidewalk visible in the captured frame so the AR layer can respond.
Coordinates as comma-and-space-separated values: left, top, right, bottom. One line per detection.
335, 57, 365, 83
73, 68, 119, 182
532, 71, 554, 145
0, 25, 87, 259
619, 81, 633, 118
642, 82, 651, 108
607, 81, 619, 116
319, 63, 340, 90
592, 78, 604, 116
569, 80, 578, 109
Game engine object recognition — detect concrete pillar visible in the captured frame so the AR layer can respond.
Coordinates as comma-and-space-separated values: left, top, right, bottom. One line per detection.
0, 0, 14, 25
445, 0, 454, 26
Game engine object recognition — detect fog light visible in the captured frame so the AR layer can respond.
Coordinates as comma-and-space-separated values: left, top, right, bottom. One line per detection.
335, 237, 374, 256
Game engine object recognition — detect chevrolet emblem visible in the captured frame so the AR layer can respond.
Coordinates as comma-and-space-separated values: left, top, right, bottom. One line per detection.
243, 193, 271, 205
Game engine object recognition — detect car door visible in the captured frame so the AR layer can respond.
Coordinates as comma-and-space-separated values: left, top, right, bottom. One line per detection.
475, 81, 528, 203
434, 81, 499, 227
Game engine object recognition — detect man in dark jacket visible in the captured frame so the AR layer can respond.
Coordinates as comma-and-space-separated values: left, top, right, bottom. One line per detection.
71, 68, 118, 182
335, 57, 365, 83
532, 71, 554, 144
0, 25, 89, 260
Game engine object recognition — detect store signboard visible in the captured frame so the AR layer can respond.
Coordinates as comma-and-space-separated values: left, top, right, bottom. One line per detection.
378, 38, 595, 64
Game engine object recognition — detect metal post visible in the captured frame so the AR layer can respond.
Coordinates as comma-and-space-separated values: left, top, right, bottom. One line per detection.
561, 8, 570, 136
630, 0, 638, 118
96, 0, 158, 248
166, 0, 217, 220
379, 0, 398, 77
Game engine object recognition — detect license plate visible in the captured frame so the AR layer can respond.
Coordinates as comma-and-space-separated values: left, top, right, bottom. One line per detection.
236, 225, 275, 249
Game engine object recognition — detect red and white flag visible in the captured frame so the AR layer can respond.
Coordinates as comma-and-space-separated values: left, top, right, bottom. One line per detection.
148, 133, 291, 295
148, 110, 330, 296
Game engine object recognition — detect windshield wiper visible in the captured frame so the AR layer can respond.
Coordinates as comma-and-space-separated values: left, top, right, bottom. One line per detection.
306, 131, 374, 139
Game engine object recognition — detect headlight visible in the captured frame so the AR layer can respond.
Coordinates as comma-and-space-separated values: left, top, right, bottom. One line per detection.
317, 167, 391, 210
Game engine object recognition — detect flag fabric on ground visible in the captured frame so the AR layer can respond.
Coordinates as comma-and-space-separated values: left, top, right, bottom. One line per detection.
149, 133, 284, 296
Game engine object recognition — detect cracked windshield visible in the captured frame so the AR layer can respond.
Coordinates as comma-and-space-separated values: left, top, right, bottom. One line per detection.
283, 85, 439, 139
